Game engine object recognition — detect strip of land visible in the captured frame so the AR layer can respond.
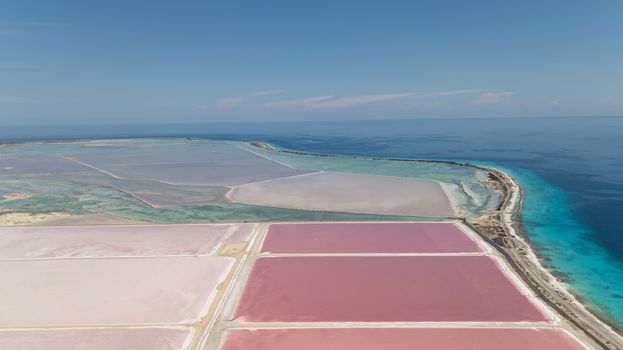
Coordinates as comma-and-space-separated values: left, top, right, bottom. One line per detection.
470, 167, 623, 350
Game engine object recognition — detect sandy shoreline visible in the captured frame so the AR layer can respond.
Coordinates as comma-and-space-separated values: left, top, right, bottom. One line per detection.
469, 167, 623, 350
252, 141, 623, 350
0, 211, 71, 226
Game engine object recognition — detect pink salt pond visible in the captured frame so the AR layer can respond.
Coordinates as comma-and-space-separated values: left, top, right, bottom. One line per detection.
219, 328, 587, 350
262, 222, 482, 254
229, 171, 455, 218
233, 256, 548, 322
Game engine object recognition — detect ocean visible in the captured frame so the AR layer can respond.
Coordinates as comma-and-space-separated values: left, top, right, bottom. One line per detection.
2, 116, 623, 328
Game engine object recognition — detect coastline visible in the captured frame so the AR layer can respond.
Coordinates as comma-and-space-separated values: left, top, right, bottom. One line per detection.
251, 141, 623, 350
2, 138, 621, 348
471, 167, 623, 350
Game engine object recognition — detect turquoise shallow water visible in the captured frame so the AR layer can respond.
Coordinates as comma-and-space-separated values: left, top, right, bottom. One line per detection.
2, 140, 482, 224
483, 163, 623, 325
0, 174, 427, 224
0, 139, 497, 223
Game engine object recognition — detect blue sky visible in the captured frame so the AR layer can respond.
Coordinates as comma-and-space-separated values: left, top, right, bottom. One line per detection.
1, 0, 622, 124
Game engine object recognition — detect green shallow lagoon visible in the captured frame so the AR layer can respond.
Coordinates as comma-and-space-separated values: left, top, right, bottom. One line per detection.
2, 139, 497, 224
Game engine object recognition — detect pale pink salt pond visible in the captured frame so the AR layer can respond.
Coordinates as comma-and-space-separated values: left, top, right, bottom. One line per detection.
0, 328, 190, 350
233, 256, 548, 322
0, 224, 253, 259
229, 171, 455, 218
0, 257, 233, 325
219, 328, 587, 350
262, 222, 481, 254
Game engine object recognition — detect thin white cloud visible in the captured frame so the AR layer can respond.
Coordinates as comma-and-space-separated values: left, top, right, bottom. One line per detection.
0, 21, 68, 37
192, 104, 209, 112
0, 21, 68, 28
23, 22, 68, 27
472, 91, 514, 105
264, 96, 334, 108
311, 93, 417, 108
0, 62, 38, 69
414, 89, 486, 98
0, 96, 25, 103
265, 89, 485, 109
216, 89, 284, 109
250, 89, 284, 97
216, 96, 244, 109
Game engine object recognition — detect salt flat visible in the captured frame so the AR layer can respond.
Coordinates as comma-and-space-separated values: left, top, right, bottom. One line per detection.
0, 224, 253, 258
66, 142, 312, 186
0, 155, 97, 177
0, 328, 191, 350
0, 222, 257, 349
0, 256, 233, 325
229, 171, 455, 218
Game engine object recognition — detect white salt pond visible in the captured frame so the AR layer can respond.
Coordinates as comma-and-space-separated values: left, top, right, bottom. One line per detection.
0, 328, 191, 350
229, 171, 456, 218
0, 256, 233, 325
0, 223, 253, 258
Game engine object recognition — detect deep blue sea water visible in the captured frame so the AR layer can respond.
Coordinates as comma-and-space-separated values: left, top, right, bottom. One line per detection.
2, 116, 623, 327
